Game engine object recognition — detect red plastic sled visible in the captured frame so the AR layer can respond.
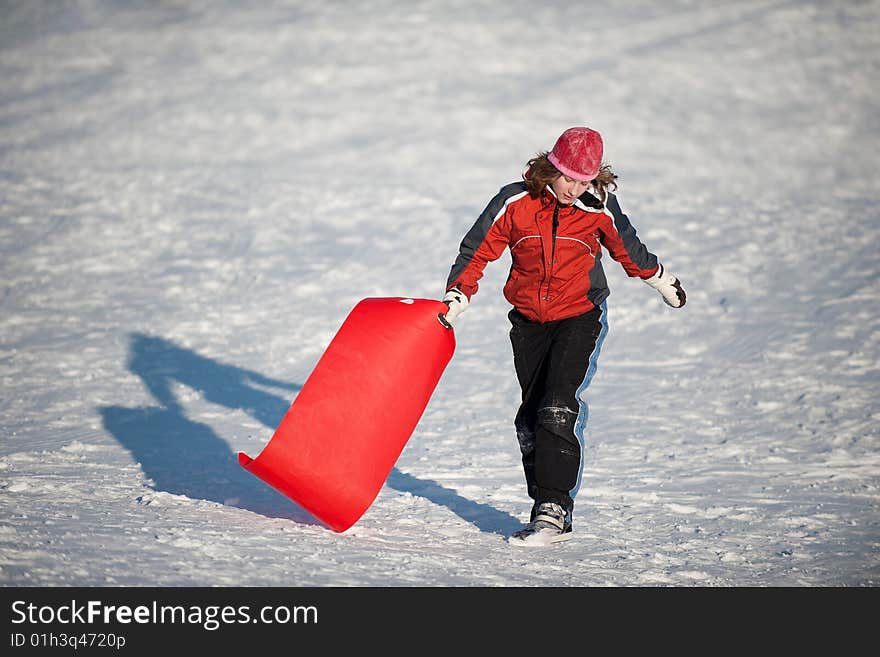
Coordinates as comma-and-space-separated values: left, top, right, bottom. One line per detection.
239, 297, 455, 532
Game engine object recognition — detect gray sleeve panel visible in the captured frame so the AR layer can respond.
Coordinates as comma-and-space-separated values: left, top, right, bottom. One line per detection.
446, 181, 527, 288
587, 252, 610, 307
605, 191, 659, 272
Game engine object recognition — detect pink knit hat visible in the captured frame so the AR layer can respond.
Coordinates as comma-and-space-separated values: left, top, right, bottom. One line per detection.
547, 127, 604, 182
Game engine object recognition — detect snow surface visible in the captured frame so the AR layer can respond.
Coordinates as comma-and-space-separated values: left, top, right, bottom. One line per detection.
1, 0, 878, 587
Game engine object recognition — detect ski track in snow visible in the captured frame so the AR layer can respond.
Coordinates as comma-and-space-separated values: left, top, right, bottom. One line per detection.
1, 0, 878, 587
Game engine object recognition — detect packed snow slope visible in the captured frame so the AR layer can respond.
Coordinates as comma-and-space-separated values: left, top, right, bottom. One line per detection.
1, 1, 878, 586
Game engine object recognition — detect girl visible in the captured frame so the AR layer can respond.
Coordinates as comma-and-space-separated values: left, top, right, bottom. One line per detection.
440, 126, 686, 546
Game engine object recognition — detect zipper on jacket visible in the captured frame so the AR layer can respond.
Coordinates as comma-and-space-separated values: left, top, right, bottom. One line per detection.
541, 202, 561, 305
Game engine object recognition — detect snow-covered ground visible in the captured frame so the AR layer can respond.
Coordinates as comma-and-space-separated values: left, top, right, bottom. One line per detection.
1, 0, 878, 587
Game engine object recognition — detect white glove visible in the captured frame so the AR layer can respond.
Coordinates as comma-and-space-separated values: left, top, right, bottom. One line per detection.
438, 288, 469, 328
644, 264, 686, 308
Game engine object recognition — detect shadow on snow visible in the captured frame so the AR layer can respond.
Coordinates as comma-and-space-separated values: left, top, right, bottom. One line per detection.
101, 332, 519, 535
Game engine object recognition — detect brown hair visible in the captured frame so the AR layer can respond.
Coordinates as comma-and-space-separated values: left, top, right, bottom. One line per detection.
524, 152, 618, 202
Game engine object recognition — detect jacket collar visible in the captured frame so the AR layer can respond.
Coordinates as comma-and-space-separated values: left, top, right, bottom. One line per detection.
574, 186, 603, 210
544, 184, 604, 211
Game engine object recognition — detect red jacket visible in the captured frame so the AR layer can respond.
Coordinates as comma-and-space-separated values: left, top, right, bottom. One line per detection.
446, 182, 660, 323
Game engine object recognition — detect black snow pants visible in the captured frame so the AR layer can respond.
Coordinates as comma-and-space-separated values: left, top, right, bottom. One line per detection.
508, 304, 606, 521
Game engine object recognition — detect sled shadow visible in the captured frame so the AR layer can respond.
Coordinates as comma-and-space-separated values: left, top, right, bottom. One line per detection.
100, 333, 316, 522
386, 469, 522, 536
101, 332, 520, 534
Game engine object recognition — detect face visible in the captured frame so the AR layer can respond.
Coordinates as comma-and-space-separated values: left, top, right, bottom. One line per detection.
550, 175, 591, 205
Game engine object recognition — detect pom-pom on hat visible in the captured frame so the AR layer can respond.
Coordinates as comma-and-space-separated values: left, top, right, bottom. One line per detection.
547, 127, 604, 182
